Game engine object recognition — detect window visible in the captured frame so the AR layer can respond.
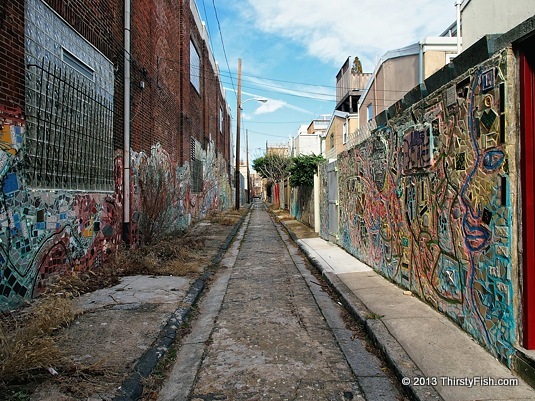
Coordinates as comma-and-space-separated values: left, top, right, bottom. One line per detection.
367, 103, 373, 122
191, 159, 203, 193
190, 137, 203, 193
220, 107, 224, 134
190, 40, 200, 93
343, 121, 348, 144
330, 133, 335, 149
26, 59, 114, 190
62, 48, 94, 81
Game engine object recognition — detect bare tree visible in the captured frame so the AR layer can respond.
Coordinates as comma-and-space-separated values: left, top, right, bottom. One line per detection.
252, 154, 291, 183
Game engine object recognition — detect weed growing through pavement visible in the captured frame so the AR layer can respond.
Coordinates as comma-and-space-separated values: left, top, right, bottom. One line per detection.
0, 208, 244, 400
0, 296, 74, 387
365, 312, 385, 320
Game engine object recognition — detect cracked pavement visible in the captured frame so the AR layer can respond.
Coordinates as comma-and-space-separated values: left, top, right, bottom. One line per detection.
158, 204, 403, 401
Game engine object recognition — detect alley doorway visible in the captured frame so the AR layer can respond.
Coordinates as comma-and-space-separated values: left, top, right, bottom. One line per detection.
326, 161, 339, 242
520, 35, 535, 349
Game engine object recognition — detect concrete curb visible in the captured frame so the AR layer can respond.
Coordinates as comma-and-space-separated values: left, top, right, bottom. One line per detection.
113, 208, 250, 401
277, 218, 443, 401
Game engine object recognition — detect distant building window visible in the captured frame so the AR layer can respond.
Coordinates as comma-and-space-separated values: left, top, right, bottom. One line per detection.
367, 103, 373, 122
190, 40, 200, 93
220, 107, 224, 134
343, 121, 348, 144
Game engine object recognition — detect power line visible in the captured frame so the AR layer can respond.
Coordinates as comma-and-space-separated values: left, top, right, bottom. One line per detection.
238, 128, 291, 139
201, 0, 215, 53
222, 81, 335, 101
217, 70, 336, 90
241, 120, 313, 124
210, 0, 237, 104
187, 65, 433, 98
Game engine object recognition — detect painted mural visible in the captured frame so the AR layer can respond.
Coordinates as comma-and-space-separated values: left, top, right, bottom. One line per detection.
0, 106, 122, 308
130, 141, 231, 241
333, 50, 516, 364
0, 132, 231, 309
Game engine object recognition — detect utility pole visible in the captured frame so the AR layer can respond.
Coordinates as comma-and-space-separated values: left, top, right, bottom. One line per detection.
246, 129, 250, 203
235, 58, 242, 210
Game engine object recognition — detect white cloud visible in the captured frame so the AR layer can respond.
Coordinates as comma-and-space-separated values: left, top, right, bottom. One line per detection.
240, 0, 455, 71
225, 88, 322, 116
254, 99, 285, 114
254, 99, 314, 116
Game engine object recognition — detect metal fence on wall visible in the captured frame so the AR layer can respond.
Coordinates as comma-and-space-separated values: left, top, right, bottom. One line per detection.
25, 59, 114, 191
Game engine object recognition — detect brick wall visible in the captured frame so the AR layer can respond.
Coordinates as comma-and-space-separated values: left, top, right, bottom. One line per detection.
130, 0, 183, 159
128, 0, 231, 165
0, 0, 25, 110
0, 0, 232, 309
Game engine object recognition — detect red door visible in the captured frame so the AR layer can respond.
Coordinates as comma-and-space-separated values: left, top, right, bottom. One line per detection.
520, 37, 535, 349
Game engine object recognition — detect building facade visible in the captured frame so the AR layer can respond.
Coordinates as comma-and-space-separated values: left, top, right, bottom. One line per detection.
357, 37, 459, 130
460, 0, 535, 49
0, 0, 232, 309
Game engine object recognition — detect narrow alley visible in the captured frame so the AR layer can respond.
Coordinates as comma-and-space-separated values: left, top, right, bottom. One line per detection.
157, 203, 403, 401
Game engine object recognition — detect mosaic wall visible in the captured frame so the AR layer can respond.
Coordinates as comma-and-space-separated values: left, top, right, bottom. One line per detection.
333, 50, 517, 363
0, 137, 231, 309
131, 142, 231, 235
0, 105, 123, 308
318, 162, 330, 238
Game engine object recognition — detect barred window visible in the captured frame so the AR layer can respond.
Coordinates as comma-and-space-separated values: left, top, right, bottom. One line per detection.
190, 137, 203, 193
25, 59, 114, 191
191, 159, 203, 193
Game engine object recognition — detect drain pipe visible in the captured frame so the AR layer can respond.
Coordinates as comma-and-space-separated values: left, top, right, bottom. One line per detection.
123, 0, 131, 245
455, 0, 462, 55
419, 40, 424, 85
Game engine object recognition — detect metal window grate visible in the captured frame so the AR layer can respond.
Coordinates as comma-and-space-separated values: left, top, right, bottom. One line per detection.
25, 59, 114, 191
191, 159, 203, 193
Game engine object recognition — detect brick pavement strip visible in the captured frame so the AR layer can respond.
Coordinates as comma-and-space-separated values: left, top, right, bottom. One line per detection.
159, 204, 403, 401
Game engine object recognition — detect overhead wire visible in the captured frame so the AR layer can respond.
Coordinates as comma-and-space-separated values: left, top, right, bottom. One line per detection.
210, 0, 237, 104
186, 63, 430, 101
201, 0, 215, 53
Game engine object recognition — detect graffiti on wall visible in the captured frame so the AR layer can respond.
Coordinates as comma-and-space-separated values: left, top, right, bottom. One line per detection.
333, 51, 515, 363
1, 134, 231, 309
0, 106, 122, 308
131, 141, 231, 237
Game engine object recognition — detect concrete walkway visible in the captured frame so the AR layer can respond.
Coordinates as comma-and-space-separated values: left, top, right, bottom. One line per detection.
159, 204, 403, 401
280, 217, 535, 401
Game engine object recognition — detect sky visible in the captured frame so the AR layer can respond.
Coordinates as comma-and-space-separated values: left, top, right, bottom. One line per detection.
196, 0, 458, 162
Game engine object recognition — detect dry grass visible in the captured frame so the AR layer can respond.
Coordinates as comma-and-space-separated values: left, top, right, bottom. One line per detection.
207, 209, 243, 226
0, 208, 244, 394
108, 231, 209, 277
0, 296, 75, 384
